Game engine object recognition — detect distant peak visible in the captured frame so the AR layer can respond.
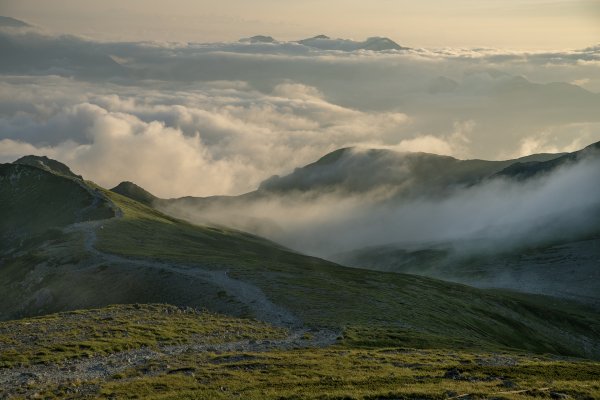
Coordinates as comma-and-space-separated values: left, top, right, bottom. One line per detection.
240, 35, 276, 43
0, 16, 31, 28
362, 36, 405, 51
297, 35, 407, 52
13, 155, 82, 179
111, 181, 158, 206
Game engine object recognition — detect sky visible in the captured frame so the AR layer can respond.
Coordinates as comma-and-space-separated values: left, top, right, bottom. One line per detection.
1, 0, 600, 49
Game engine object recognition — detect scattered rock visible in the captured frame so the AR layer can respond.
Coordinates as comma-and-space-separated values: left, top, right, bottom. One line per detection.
443, 368, 463, 380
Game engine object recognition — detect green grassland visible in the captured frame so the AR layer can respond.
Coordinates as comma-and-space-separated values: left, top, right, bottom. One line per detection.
0, 304, 285, 368
1, 305, 599, 400
99, 349, 600, 400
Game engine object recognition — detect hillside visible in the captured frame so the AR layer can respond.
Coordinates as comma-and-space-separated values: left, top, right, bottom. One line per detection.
0, 162, 113, 249
335, 235, 600, 308
111, 181, 157, 206
257, 147, 564, 195
0, 16, 30, 28
146, 142, 600, 309
154, 147, 567, 229
1, 156, 600, 361
330, 142, 600, 307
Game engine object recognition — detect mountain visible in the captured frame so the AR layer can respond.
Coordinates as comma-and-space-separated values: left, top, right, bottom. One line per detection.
144, 146, 566, 231
361, 36, 405, 51
0, 16, 30, 28
335, 233, 600, 307
2, 156, 600, 360
297, 35, 407, 51
257, 147, 566, 195
14, 155, 82, 179
111, 181, 157, 206
0, 26, 129, 79
495, 140, 600, 180
0, 161, 112, 248
144, 141, 599, 309
240, 35, 276, 43
317, 143, 600, 307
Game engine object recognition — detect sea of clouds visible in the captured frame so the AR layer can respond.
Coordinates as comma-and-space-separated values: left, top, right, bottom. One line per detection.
1, 22, 600, 198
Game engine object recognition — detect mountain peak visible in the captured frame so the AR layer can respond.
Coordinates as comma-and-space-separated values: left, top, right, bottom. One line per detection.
362, 36, 404, 51
111, 181, 158, 206
297, 35, 407, 52
0, 16, 31, 28
240, 35, 276, 43
13, 155, 82, 180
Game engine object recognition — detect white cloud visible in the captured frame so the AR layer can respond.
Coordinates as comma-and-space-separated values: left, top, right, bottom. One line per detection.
0, 77, 417, 197
1, 28, 600, 197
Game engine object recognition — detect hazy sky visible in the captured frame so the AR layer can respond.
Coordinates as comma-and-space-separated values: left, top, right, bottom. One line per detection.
2, 0, 599, 49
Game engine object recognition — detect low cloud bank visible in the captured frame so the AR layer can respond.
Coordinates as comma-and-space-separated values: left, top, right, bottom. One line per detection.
160, 153, 600, 258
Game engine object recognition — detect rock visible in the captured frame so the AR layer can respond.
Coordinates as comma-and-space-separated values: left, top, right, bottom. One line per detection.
443, 367, 463, 380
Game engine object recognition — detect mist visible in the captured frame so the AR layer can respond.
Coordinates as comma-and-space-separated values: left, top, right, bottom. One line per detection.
158, 151, 600, 260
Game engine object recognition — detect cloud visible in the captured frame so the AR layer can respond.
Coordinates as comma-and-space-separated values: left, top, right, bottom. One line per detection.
1, 27, 600, 197
0, 77, 416, 197
161, 153, 600, 259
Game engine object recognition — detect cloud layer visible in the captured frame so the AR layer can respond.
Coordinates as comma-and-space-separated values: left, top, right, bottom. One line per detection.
161, 152, 600, 259
1, 24, 600, 197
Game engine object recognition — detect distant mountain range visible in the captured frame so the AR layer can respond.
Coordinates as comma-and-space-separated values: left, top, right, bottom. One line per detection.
240, 34, 408, 51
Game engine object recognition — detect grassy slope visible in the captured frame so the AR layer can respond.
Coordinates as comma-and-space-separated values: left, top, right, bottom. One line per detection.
335, 234, 600, 308
1, 305, 599, 400
0, 164, 113, 246
96, 190, 600, 359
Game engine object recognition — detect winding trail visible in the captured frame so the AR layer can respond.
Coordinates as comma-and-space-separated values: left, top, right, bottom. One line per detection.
64, 184, 300, 327
67, 215, 300, 328
63, 187, 337, 334
0, 188, 341, 395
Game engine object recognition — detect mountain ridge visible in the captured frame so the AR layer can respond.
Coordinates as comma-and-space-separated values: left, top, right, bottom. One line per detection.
2, 155, 600, 359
